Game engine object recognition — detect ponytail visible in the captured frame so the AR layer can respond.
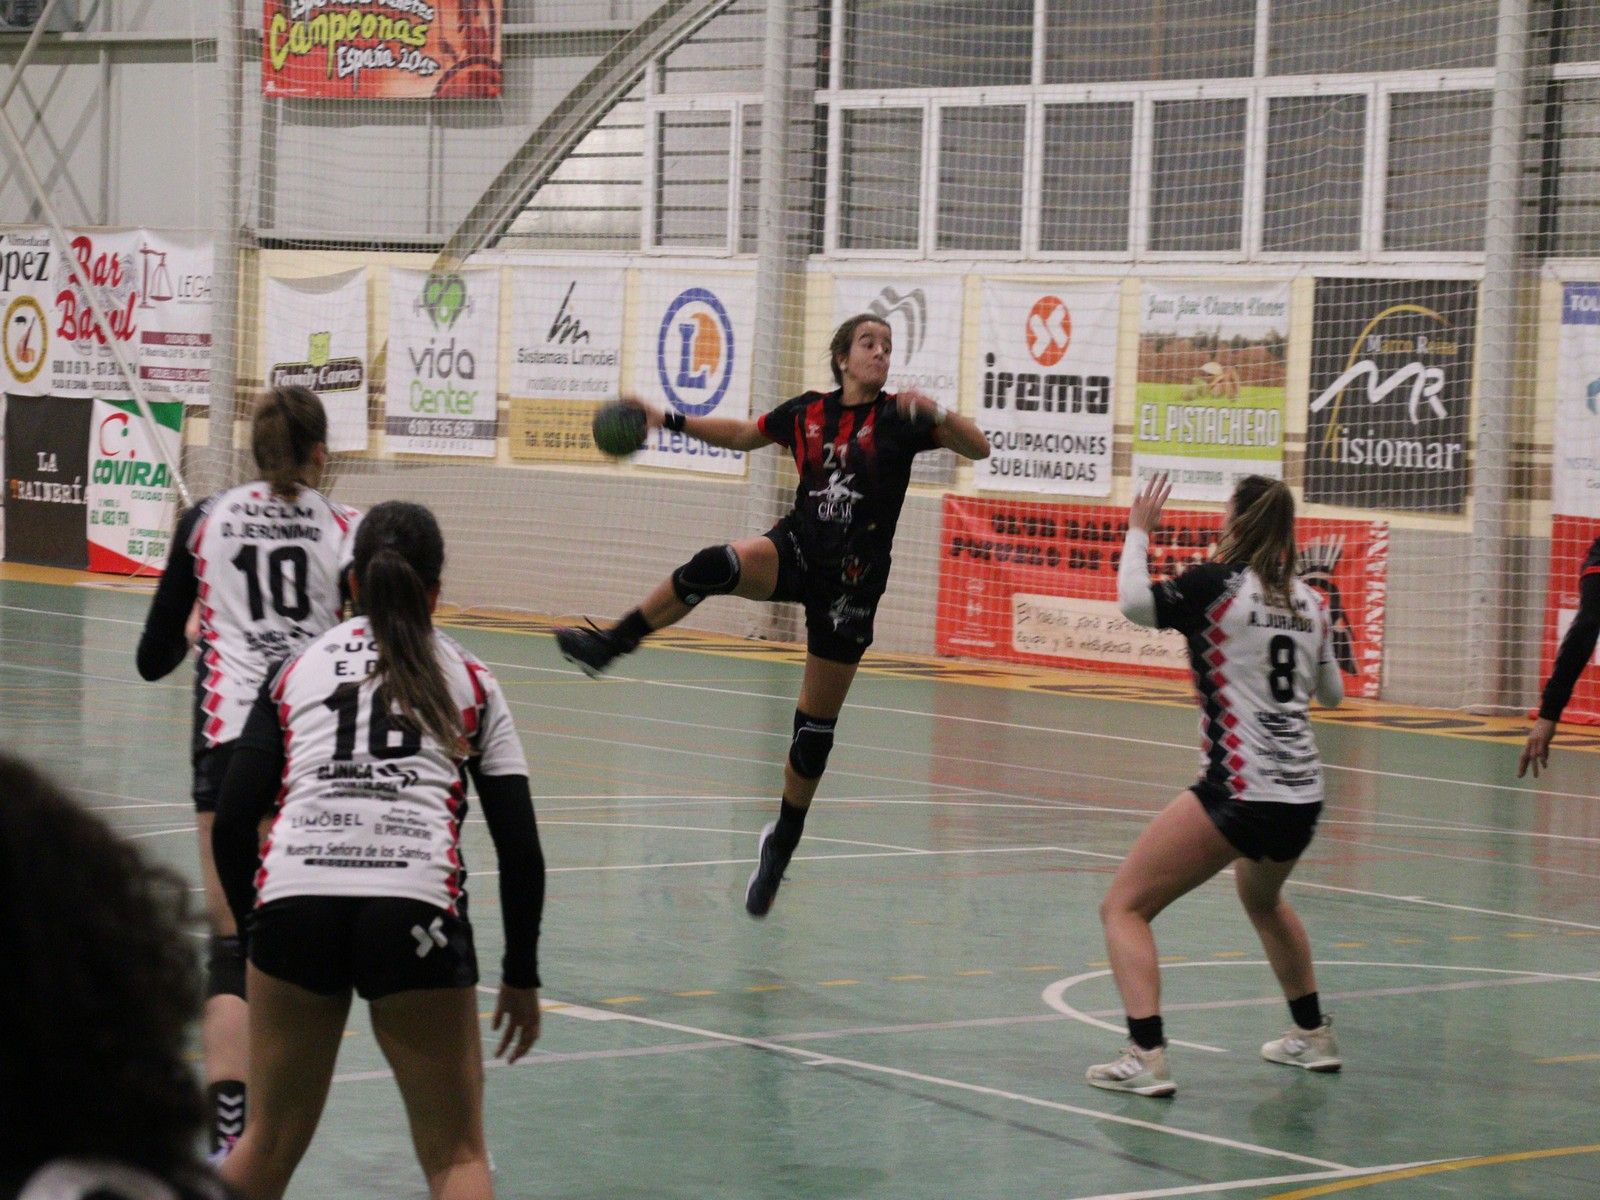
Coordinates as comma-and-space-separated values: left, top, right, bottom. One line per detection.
351, 503, 461, 753
1214, 475, 1297, 610
252, 385, 328, 499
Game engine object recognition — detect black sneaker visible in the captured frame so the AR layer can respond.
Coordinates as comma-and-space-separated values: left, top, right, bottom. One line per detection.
555, 623, 627, 678
744, 821, 790, 917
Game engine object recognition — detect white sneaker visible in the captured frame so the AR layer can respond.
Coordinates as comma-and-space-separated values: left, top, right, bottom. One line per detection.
1262, 1017, 1341, 1072
1086, 1044, 1175, 1097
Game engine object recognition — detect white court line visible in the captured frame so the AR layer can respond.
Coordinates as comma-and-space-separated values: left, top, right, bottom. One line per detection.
541, 818, 927, 855
1319, 831, 1600, 882
0, 603, 142, 626
514, 995, 1347, 1170
123, 826, 196, 841
1043, 960, 1600, 1046
498, 657, 1600, 802
0, 599, 1585, 801
1290, 881, 1600, 932
472, 843, 1061, 878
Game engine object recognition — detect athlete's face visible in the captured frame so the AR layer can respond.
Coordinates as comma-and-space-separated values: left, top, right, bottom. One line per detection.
838, 322, 892, 391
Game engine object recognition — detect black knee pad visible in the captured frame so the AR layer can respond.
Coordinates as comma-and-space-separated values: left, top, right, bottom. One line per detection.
207, 934, 247, 1001
671, 544, 741, 607
788, 710, 838, 780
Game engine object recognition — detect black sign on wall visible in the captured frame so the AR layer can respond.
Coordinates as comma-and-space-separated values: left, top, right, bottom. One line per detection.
1306, 279, 1477, 513
5, 394, 91, 568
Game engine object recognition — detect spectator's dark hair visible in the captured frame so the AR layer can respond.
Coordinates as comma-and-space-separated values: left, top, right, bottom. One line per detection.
828, 313, 891, 387
0, 756, 205, 1181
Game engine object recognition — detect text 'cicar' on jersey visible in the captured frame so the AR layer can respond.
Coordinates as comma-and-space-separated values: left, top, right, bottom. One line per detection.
757, 389, 940, 584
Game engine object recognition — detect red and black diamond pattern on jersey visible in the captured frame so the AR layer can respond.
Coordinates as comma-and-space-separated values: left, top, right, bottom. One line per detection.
756, 388, 939, 575
1152, 562, 1253, 799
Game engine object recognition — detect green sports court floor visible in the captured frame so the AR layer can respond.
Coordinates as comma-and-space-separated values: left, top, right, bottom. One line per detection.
4, 567, 1599, 1200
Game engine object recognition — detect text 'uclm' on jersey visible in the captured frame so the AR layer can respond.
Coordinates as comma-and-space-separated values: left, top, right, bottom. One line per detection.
223, 499, 325, 542
981, 355, 1111, 413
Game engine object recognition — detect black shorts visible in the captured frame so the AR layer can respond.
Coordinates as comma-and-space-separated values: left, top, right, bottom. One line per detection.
191, 742, 236, 813
248, 896, 479, 1000
1193, 780, 1321, 863
764, 519, 883, 666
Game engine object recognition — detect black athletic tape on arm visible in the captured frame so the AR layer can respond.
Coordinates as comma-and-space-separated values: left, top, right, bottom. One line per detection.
788, 709, 838, 779
207, 934, 247, 1000
671, 544, 741, 607
663, 409, 686, 433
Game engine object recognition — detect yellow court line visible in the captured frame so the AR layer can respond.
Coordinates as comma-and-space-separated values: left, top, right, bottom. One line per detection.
601, 995, 644, 1005
887, 974, 927, 981
818, 979, 860, 987
1264, 1143, 1600, 1199
674, 989, 718, 997
956, 969, 993, 976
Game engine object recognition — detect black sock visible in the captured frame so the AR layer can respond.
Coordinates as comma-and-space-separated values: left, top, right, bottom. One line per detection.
1126, 1015, 1164, 1051
611, 609, 652, 649
208, 1080, 246, 1152
1288, 991, 1322, 1030
769, 799, 808, 858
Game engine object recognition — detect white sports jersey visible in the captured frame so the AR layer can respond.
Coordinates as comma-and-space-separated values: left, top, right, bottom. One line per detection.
190, 482, 360, 747
1151, 563, 1335, 806
254, 619, 528, 911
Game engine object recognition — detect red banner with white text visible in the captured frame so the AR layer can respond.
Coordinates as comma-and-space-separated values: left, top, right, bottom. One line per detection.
935, 496, 1388, 698
1538, 515, 1600, 726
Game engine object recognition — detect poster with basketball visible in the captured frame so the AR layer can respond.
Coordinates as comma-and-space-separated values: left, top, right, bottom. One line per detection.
972, 281, 1117, 497
1134, 282, 1289, 501
628, 273, 756, 478
935, 495, 1387, 697
262, 1, 503, 99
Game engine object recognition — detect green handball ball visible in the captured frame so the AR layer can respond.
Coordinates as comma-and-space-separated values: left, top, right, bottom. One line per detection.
592, 400, 648, 457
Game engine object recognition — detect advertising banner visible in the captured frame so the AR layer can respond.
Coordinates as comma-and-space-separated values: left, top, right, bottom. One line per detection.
1553, 283, 1600, 518
262, 1, 503, 99
264, 270, 370, 452
1539, 515, 1600, 726
972, 280, 1117, 497
935, 495, 1387, 697
505, 267, 622, 464
832, 275, 963, 487
4, 394, 92, 569
629, 273, 755, 477
1306, 278, 1476, 513
0, 227, 54, 398
86, 399, 183, 575
1133, 282, 1289, 500
385, 267, 500, 457
54, 229, 212, 404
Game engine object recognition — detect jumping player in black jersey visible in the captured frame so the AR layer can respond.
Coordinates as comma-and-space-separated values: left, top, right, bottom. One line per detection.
136, 386, 358, 1159
1085, 474, 1345, 1097
556, 314, 989, 917
211, 502, 544, 1200
1520, 536, 1600, 777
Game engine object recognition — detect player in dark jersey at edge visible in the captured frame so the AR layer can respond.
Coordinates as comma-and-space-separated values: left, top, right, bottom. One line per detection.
1084, 473, 1345, 1097
556, 314, 990, 917
211, 501, 545, 1200
135, 385, 359, 1159
1520, 535, 1600, 777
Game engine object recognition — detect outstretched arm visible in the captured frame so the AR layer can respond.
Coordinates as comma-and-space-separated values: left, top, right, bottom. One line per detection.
627, 396, 771, 452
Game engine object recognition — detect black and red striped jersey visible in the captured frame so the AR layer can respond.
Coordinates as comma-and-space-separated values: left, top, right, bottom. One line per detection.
756, 389, 940, 577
